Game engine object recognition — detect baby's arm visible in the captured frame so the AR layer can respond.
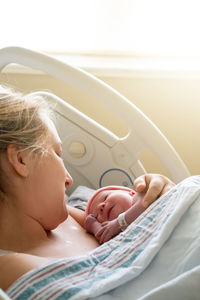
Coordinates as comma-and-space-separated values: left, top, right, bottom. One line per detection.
68, 205, 107, 237
121, 192, 145, 229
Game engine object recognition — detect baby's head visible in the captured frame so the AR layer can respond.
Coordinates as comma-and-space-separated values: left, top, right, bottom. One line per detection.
86, 186, 135, 223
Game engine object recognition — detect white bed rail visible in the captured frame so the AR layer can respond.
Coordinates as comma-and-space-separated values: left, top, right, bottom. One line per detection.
0, 46, 190, 183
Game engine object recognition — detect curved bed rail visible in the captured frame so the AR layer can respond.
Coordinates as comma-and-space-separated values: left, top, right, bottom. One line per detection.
0, 46, 190, 183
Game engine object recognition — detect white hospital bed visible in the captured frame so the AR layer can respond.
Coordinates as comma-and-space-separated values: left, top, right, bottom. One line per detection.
0, 47, 190, 194
1, 47, 199, 300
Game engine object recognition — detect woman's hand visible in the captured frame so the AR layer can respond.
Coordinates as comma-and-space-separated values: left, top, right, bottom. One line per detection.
134, 174, 175, 208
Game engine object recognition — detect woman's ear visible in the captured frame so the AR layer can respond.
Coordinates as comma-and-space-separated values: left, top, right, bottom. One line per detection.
6, 144, 29, 177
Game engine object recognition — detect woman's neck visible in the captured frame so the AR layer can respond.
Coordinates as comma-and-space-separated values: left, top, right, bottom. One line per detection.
0, 201, 48, 252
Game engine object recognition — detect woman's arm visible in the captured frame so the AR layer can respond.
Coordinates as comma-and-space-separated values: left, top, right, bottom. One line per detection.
67, 205, 86, 228
0, 253, 49, 291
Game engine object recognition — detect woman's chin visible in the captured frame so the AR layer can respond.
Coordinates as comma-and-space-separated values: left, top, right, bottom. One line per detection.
61, 209, 69, 223
48, 210, 69, 230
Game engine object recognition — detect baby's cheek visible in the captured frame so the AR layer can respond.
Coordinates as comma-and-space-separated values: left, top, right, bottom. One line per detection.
110, 206, 124, 221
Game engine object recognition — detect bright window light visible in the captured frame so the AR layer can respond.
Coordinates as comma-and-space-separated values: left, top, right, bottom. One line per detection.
1, 0, 200, 57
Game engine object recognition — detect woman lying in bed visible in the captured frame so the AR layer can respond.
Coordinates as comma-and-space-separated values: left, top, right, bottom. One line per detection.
0, 85, 174, 291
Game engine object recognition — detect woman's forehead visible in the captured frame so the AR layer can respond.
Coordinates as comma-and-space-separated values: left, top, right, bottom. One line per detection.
46, 121, 61, 145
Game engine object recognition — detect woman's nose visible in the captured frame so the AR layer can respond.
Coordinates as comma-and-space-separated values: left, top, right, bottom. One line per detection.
65, 172, 73, 187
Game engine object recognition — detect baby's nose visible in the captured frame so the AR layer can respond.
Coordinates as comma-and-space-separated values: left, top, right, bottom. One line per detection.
97, 202, 105, 212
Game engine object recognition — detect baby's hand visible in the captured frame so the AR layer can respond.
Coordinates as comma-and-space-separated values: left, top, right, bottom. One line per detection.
95, 219, 121, 244
84, 214, 98, 233
85, 215, 97, 233
85, 214, 103, 239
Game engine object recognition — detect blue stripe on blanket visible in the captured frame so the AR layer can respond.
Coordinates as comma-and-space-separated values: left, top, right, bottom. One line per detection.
6, 176, 200, 300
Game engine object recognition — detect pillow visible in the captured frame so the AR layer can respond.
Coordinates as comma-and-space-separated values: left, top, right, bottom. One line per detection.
68, 185, 95, 211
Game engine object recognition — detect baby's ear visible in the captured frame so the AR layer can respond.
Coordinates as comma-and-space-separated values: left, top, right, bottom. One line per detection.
7, 144, 29, 177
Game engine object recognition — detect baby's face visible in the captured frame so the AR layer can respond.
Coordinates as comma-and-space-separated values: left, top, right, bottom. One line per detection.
89, 189, 135, 223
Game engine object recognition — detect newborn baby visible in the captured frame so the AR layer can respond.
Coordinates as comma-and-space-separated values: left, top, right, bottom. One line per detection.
85, 186, 146, 244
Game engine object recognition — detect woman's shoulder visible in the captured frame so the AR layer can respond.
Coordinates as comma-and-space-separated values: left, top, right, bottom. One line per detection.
0, 252, 50, 291
0, 249, 13, 256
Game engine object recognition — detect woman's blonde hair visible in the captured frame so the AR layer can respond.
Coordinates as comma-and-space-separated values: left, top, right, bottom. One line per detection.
0, 85, 53, 153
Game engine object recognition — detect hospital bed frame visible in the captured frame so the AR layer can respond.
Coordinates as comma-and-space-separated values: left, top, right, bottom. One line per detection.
0, 47, 190, 192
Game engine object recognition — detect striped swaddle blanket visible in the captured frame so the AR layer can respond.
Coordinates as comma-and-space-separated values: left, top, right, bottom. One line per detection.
6, 176, 200, 300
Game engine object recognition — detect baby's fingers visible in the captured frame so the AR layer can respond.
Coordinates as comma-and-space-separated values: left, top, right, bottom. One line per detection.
95, 227, 104, 238
99, 229, 111, 244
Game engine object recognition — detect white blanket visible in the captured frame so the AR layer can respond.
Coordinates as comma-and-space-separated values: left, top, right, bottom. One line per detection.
94, 176, 200, 300
5, 176, 200, 300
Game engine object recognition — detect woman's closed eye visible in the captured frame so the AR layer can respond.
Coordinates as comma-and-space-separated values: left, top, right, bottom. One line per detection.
55, 142, 63, 158
55, 146, 63, 158
56, 151, 62, 158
